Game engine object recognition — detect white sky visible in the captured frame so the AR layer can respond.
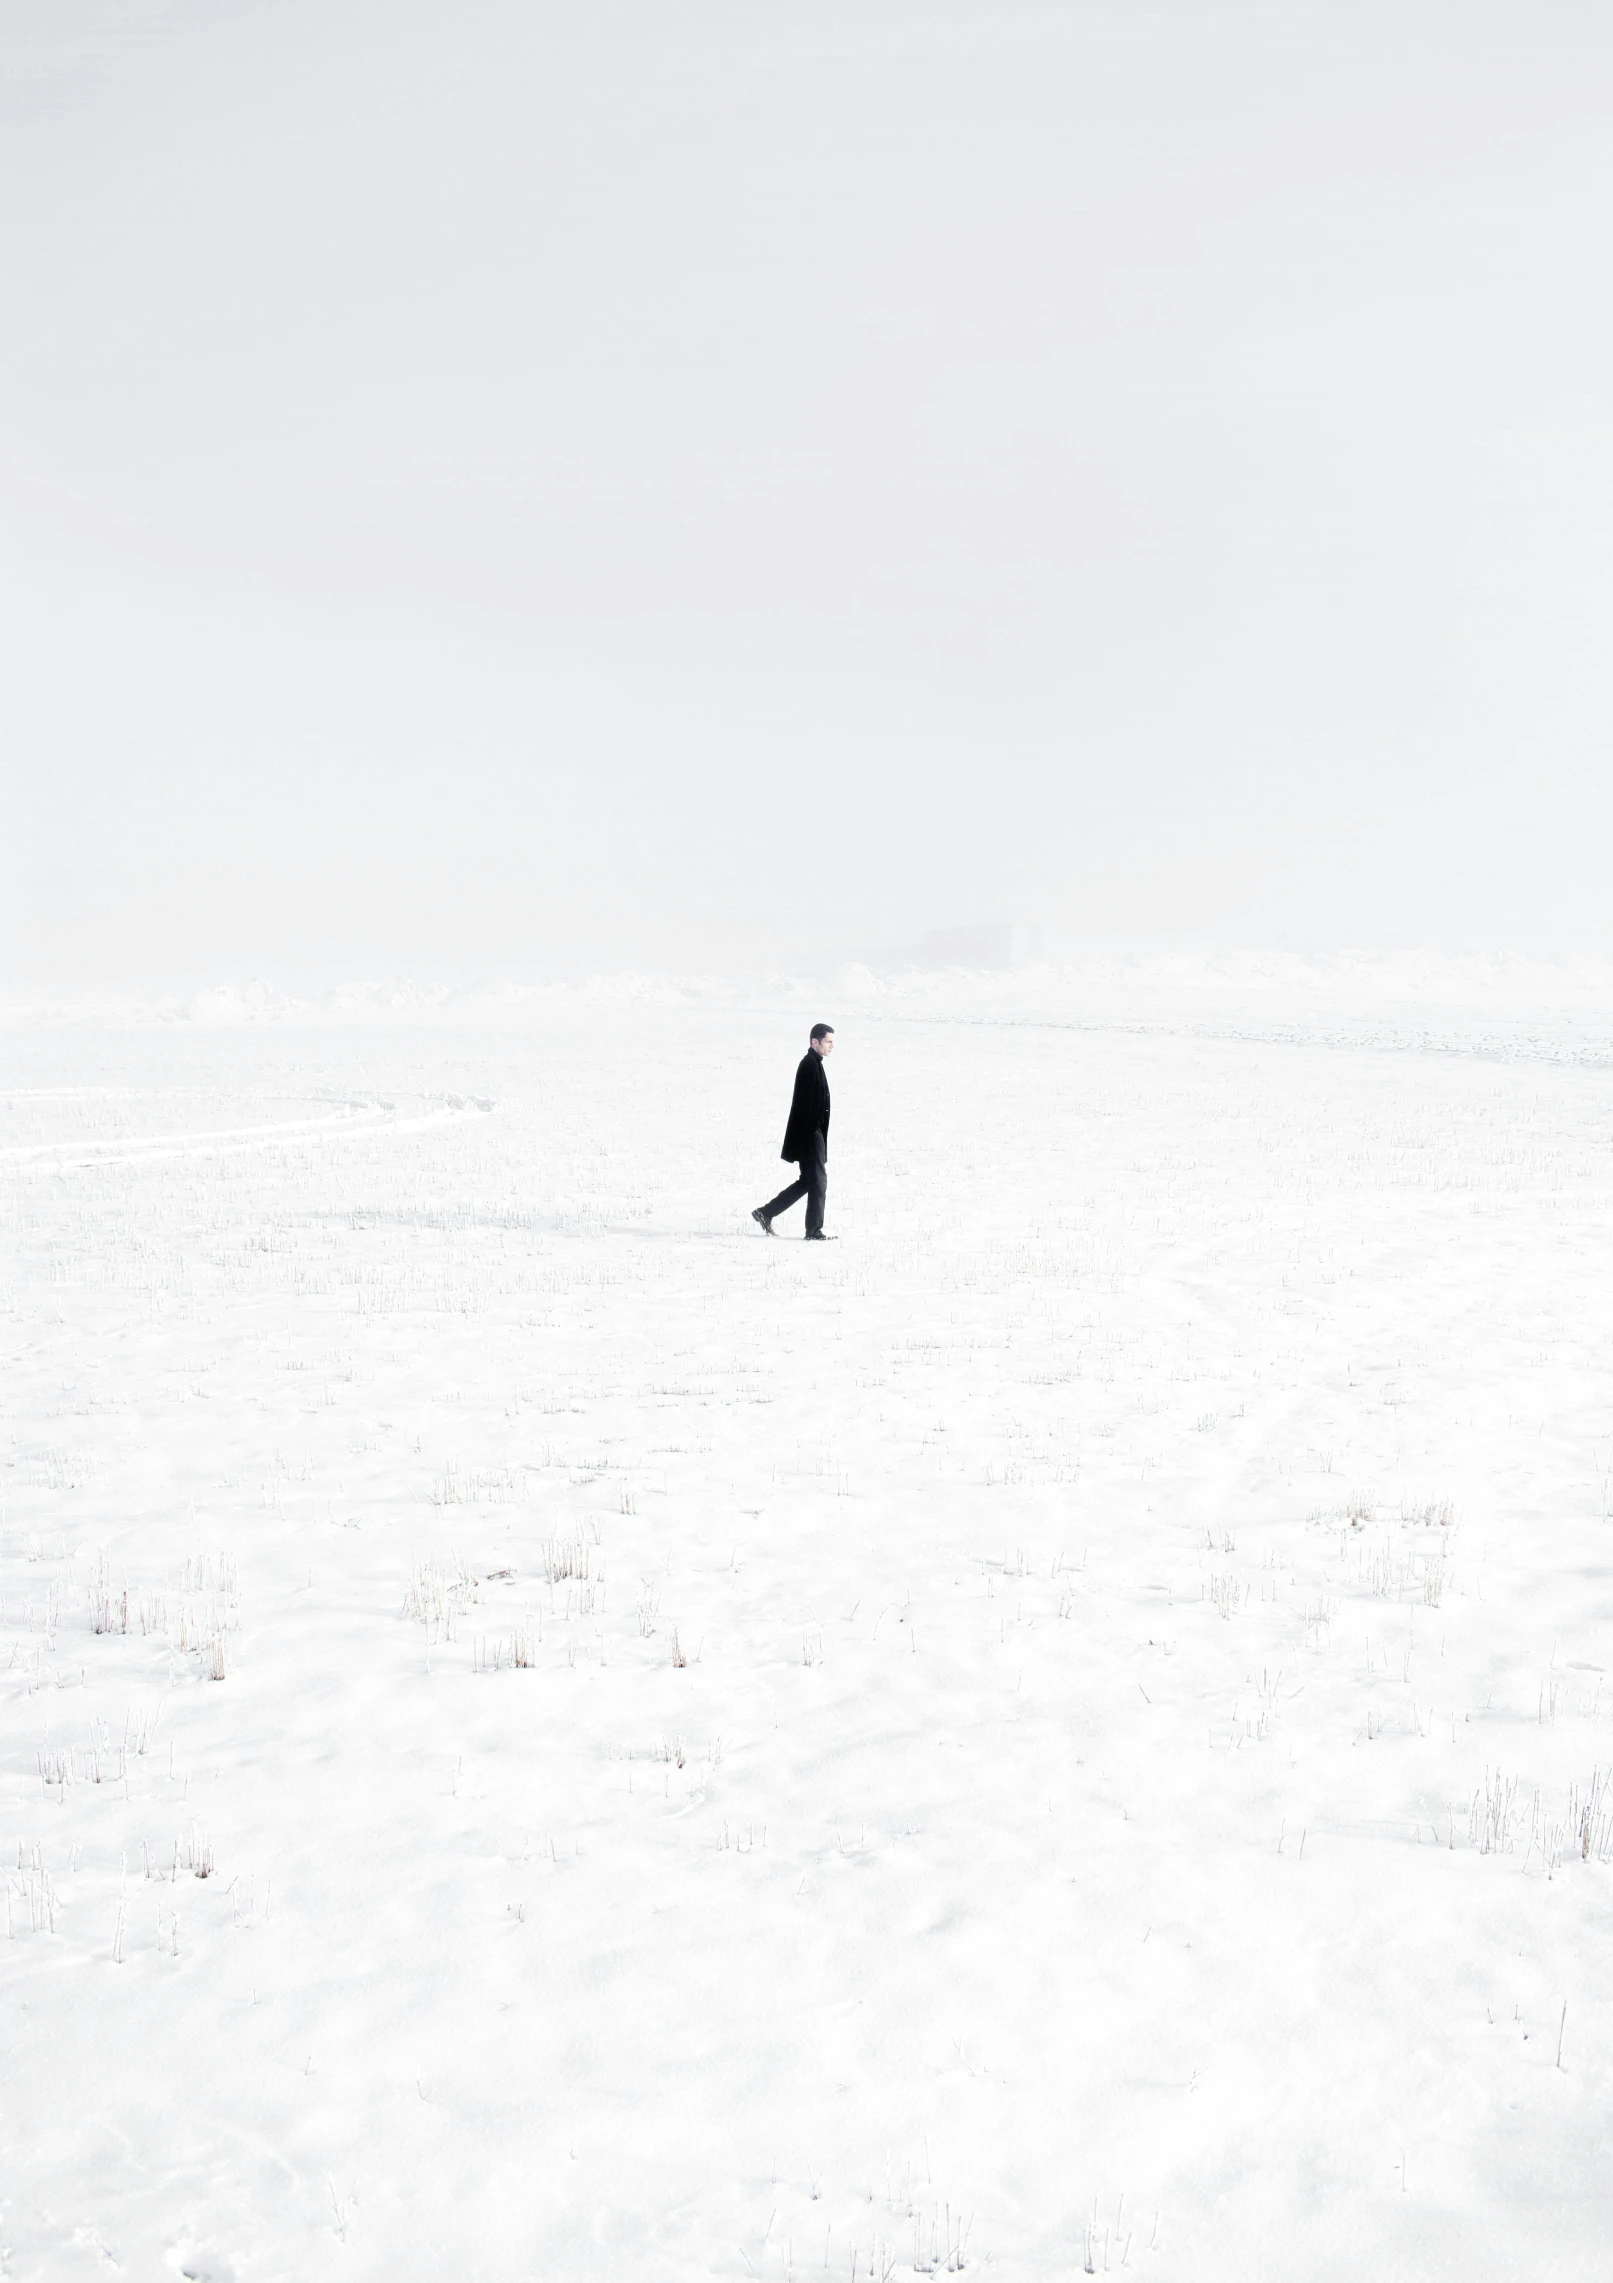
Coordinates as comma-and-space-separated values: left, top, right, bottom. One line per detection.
3, 0, 1611, 978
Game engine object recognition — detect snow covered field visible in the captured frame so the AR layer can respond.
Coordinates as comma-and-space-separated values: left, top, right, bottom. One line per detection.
7, 963, 1613, 2280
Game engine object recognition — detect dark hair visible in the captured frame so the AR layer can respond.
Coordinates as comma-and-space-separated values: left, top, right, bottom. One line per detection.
810, 1023, 834, 1043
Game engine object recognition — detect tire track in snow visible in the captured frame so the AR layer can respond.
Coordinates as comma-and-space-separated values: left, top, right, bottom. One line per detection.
0, 1096, 494, 1174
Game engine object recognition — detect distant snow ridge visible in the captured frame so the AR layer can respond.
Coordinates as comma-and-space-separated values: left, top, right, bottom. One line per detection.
6, 949, 1613, 1033
832, 947, 1613, 1009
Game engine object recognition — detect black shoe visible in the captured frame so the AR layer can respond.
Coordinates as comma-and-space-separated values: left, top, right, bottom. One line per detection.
804, 1230, 836, 1241
751, 1207, 774, 1235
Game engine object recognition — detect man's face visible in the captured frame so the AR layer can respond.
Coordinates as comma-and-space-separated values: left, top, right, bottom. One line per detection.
814, 1031, 835, 1057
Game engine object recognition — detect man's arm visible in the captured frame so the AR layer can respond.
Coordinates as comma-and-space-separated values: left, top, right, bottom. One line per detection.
813, 1055, 830, 1137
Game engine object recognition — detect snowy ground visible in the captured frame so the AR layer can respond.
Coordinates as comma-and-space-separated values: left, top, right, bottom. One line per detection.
6, 964, 1613, 2280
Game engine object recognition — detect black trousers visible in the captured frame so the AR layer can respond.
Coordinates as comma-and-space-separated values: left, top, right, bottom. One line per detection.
762, 1129, 827, 1236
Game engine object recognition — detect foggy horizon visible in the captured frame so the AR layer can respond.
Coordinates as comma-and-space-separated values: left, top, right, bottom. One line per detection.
6, 1, 1612, 982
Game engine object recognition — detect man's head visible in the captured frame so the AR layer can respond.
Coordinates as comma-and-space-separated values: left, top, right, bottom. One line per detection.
810, 1024, 835, 1057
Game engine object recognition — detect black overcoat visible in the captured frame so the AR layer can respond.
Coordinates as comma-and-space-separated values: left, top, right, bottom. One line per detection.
781, 1050, 831, 1163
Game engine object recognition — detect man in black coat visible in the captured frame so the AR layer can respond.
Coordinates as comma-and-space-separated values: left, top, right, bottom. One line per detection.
753, 1024, 834, 1239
